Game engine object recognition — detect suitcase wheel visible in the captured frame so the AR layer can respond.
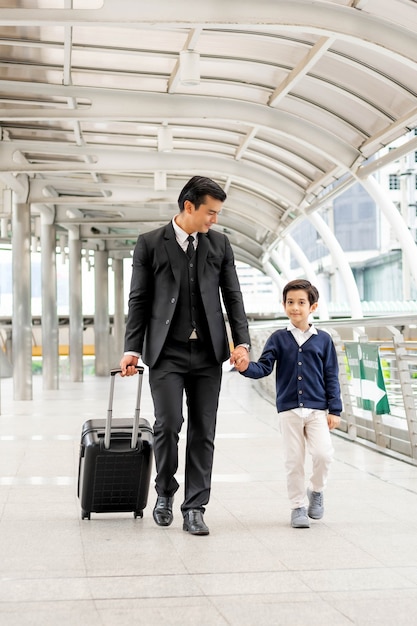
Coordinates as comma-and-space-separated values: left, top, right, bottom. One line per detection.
134, 511, 143, 519
81, 509, 91, 520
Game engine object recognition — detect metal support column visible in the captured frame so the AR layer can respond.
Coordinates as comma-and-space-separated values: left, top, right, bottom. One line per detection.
40, 215, 59, 389
12, 194, 32, 400
112, 257, 125, 365
94, 249, 110, 376
330, 329, 357, 439
387, 326, 417, 460
359, 175, 417, 292
69, 229, 83, 382
308, 212, 363, 318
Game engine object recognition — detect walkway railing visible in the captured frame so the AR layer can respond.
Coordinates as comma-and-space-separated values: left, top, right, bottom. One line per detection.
2, 313, 417, 464
248, 314, 417, 465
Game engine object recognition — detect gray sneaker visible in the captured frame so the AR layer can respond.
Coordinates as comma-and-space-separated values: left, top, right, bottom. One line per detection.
291, 507, 310, 528
307, 488, 324, 519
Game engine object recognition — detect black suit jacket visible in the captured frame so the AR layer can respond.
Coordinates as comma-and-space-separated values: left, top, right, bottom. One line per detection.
124, 222, 250, 367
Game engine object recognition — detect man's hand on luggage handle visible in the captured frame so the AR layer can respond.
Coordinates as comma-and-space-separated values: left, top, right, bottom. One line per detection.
120, 354, 139, 376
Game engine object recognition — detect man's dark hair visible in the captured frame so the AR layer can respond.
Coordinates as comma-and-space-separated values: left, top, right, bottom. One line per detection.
282, 279, 319, 306
178, 176, 227, 211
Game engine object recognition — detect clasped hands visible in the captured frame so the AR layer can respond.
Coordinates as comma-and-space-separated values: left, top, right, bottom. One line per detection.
120, 346, 251, 376
121, 347, 252, 375
230, 346, 250, 372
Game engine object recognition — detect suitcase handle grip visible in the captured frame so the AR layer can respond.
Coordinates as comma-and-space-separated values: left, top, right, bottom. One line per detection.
110, 366, 145, 376
105, 365, 145, 449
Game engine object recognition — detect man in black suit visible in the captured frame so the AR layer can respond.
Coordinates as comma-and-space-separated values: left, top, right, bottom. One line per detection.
120, 176, 250, 535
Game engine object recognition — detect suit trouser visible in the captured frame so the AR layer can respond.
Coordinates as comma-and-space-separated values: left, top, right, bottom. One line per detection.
149, 340, 222, 514
279, 409, 334, 510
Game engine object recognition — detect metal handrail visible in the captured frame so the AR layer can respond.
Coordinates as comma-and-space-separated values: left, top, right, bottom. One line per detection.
248, 314, 417, 465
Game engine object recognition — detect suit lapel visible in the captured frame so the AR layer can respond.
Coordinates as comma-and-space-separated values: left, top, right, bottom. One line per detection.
163, 224, 210, 285
163, 223, 181, 284
197, 233, 209, 283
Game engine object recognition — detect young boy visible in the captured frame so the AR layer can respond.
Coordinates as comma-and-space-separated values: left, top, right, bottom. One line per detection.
234, 279, 341, 528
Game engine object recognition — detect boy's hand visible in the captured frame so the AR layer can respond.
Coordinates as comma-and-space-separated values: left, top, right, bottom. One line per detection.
327, 413, 340, 430
231, 352, 250, 372
230, 346, 248, 366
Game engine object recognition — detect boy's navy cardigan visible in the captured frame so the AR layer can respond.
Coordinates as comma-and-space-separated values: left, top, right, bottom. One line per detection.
241, 328, 342, 416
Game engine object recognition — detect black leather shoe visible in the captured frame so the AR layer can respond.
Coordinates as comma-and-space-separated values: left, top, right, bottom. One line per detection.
153, 496, 174, 526
182, 509, 209, 535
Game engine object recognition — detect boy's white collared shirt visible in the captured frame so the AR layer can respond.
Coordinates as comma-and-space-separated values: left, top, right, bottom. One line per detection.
287, 321, 317, 346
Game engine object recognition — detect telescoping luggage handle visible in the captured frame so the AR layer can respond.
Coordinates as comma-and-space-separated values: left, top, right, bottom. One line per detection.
105, 366, 145, 450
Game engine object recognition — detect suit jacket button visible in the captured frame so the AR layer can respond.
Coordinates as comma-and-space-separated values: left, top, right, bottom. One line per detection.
165, 320, 170, 324
171, 298, 175, 303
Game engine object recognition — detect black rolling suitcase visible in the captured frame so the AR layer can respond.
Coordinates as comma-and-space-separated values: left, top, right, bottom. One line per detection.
77, 366, 153, 520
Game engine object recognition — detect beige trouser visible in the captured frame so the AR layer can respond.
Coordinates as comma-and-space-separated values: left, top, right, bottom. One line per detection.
279, 409, 334, 510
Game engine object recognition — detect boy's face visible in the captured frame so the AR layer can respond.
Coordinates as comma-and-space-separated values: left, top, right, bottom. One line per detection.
283, 289, 318, 330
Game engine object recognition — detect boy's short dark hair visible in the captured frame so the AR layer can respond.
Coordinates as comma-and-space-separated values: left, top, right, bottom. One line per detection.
178, 176, 227, 211
283, 279, 319, 306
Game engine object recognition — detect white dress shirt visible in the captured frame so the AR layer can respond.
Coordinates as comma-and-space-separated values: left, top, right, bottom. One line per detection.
172, 216, 198, 253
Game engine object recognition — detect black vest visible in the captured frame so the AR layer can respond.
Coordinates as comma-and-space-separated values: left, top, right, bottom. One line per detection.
168, 242, 210, 343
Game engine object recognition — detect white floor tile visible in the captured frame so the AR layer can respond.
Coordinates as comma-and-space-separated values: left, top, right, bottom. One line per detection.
0, 370, 417, 625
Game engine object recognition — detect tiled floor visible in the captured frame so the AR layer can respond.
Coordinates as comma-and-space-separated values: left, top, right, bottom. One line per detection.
1, 368, 417, 625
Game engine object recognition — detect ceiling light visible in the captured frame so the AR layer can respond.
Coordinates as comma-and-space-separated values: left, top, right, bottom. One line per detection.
179, 50, 200, 86
154, 171, 167, 191
158, 125, 173, 152
353, 0, 368, 9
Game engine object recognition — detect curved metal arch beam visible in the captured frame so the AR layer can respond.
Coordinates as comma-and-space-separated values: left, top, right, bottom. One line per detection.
229, 246, 266, 271
0, 85, 360, 169
28, 175, 287, 221
271, 32, 401, 137
1, 4, 415, 161
270, 250, 292, 286
31, 180, 283, 213
32, 185, 284, 244
1, 60, 406, 161
213, 222, 264, 255
0, 172, 29, 198
302, 132, 417, 214
0, 1, 415, 65
358, 175, 417, 291
221, 187, 284, 228
357, 135, 417, 179
29, 182, 293, 248
263, 260, 286, 293
30, 184, 277, 263
307, 212, 363, 318
281, 234, 329, 320
28, 176, 284, 261
0, 144, 306, 208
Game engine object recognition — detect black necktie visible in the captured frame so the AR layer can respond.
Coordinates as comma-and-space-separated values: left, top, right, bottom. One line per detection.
186, 235, 195, 259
